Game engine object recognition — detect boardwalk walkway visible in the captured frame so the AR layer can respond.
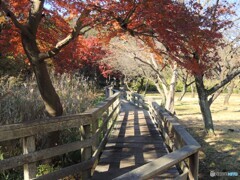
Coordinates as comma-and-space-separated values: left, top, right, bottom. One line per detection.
92, 100, 179, 179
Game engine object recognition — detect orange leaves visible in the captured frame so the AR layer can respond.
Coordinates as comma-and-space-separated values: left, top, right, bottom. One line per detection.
0, 0, 233, 79
143, 37, 163, 64
53, 36, 107, 74
0, 25, 24, 56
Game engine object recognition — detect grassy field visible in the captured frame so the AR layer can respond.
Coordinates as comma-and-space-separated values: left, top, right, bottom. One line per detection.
174, 93, 240, 179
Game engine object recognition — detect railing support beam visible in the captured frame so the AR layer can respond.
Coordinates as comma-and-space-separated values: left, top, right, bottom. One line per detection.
189, 151, 199, 180
81, 124, 92, 179
23, 136, 36, 180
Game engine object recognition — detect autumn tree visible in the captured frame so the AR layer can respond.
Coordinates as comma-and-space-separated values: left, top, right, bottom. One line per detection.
1, 0, 239, 134
0, 1, 96, 117
104, 36, 179, 113
94, 0, 239, 132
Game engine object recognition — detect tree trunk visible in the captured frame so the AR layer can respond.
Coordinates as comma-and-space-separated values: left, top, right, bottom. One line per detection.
22, 35, 63, 147
137, 78, 144, 94
195, 75, 214, 133
22, 35, 63, 117
33, 62, 63, 117
165, 64, 178, 113
143, 79, 149, 96
191, 83, 195, 98
224, 81, 235, 105
154, 82, 166, 106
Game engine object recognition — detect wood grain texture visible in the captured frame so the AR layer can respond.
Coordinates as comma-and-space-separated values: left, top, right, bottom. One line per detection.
92, 100, 179, 179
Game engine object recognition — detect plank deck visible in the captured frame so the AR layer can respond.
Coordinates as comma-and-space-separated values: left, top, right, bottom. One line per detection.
92, 100, 179, 179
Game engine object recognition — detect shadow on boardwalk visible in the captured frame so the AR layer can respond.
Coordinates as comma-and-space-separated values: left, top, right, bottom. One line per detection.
92, 100, 178, 179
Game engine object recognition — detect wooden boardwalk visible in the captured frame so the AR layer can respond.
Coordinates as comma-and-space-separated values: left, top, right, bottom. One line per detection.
92, 100, 179, 179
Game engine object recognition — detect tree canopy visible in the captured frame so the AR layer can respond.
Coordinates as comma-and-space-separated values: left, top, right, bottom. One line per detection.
0, 0, 239, 132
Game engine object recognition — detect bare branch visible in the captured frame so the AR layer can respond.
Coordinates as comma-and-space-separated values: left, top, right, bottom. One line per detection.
186, 80, 195, 87
207, 69, 240, 95
134, 56, 169, 87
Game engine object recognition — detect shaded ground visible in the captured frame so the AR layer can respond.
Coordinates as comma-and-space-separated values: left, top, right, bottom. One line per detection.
174, 93, 240, 180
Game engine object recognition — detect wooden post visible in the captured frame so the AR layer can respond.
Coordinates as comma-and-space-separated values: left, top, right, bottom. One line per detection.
109, 87, 113, 97
92, 117, 99, 152
137, 96, 140, 107
109, 103, 114, 126
189, 152, 199, 180
116, 96, 120, 114
23, 136, 36, 180
102, 114, 108, 137
81, 125, 92, 179
105, 87, 109, 98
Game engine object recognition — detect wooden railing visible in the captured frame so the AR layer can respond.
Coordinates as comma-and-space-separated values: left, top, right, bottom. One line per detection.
115, 92, 201, 180
0, 92, 121, 180
126, 91, 147, 109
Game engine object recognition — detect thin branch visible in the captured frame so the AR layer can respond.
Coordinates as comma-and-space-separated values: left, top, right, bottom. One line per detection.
207, 69, 240, 95
134, 56, 159, 75
134, 56, 169, 87
208, 88, 224, 106
186, 80, 195, 87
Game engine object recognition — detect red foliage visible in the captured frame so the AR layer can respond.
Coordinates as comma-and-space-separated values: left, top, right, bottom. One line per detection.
53, 36, 110, 78
92, 0, 234, 76
0, 0, 235, 77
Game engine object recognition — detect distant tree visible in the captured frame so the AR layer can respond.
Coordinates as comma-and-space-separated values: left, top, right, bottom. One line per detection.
177, 70, 195, 101
105, 36, 178, 113
97, 0, 239, 133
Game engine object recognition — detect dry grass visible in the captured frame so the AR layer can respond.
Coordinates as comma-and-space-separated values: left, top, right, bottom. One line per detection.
0, 73, 101, 125
0, 73, 104, 179
175, 93, 240, 179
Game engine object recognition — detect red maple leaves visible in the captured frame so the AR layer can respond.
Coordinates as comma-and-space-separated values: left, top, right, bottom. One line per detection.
0, 0, 235, 77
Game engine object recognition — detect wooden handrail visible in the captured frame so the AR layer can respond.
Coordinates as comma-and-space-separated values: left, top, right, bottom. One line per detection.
114, 145, 199, 180
0, 92, 121, 180
121, 91, 201, 180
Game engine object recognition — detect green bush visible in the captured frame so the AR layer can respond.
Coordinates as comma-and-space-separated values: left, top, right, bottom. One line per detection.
128, 78, 157, 92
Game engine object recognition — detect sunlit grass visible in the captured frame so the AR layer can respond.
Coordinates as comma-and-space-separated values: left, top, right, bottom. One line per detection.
173, 93, 240, 179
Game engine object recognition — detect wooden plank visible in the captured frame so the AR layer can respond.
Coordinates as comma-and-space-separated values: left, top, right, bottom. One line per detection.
23, 136, 36, 180
93, 100, 181, 179
100, 151, 165, 162
0, 138, 93, 170
108, 136, 163, 144
92, 108, 119, 168
104, 143, 165, 151
188, 151, 199, 180
0, 114, 92, 142
113, 145, 199, 180
81, 124, 92, 179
